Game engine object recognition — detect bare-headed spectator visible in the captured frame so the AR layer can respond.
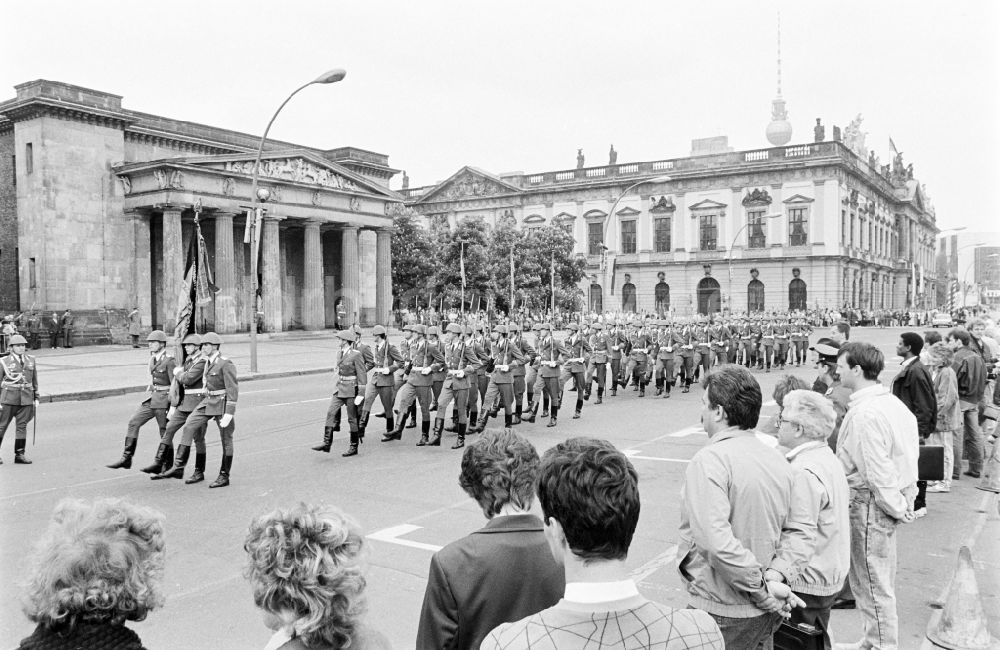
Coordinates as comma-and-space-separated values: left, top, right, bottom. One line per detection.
482, 438, 723, 649
809, 339, 852, 452
926, 342, 961, 492
777, 390, 850, 649
244, 503, 390, 650
835, 342, 919, 650
759, 374, 811, 436
17, 498, 166, 650
892, 332, 937, 518
678, 365, 813, 650
923, 330, 942, 348
948, 328, 987, 479
829, 321, 850, 344
418, 429, 562, 650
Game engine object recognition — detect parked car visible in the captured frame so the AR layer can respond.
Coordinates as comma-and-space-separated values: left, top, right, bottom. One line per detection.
931, 313, 954, 328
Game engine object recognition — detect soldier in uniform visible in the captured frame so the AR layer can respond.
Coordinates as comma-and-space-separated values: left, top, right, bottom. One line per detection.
760, 315, 776, 372
127, 307, 142, 348
151, 333, 208, 482
358, 325, 402, 441
773, 314, 790, 370
624, 321, 653, 397
749, 315, 763, 369
711, 317, 731, 366
531, 322, 568, 427
585, 322, 610, 404
790, 316, 811, 366
60, 309, 74, 348
157, 332, 238, 487
0, 335, 37, 464
27, 312, 41, 350
432, 322, 480, 449
692, 317, 712, 381
384, 324, 443, 442
313, 330, 369, 457
508, 322, 534, 424
559, 323, 592, 418
677, 317, 696, 393
471, 325, 525, 432
472, 323, 491, 410
107, 330, 176, 470
654, 320, 677, 398
608, 321, 626, 395
524, 323, 545, 423
429, 326, 448, 412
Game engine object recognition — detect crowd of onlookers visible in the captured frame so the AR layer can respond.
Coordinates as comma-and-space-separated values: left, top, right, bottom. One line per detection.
0, 310, 76, 352
10, 317, 998, 649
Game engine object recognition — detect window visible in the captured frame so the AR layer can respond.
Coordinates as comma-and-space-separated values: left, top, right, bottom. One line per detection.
850, 213, 855, 247
11, 155, 14, 186
788, 208, 808, 246
588, 222, 603, 255
620, 220, 636, 254
654, 217, 671, 253
25, 143, 33, 174
841, 210, 846, 244
748, 279, 765, 312
699, 215, 718, 251
29, 257, 36, 290
747, 210, 767, 248
789, 278, 807, 310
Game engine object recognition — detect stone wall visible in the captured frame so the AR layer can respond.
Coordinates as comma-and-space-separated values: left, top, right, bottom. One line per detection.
0, 132, 17, 311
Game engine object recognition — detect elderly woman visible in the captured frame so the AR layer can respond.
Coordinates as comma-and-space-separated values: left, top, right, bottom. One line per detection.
18, 498, 166, 650
926, 341, 961, 492
777, 389, 850, 650
244, 504, 389, 650
417, 428, 563, 650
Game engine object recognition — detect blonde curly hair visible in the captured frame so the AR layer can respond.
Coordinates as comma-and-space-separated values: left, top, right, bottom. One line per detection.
21, 498, 166, 630
244, 503, 368, 648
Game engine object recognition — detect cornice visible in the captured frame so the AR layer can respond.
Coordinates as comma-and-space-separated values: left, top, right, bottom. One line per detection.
0, 97, 135, 129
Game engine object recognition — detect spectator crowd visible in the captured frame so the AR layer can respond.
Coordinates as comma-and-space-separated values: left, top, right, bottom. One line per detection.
10, 317, 998, 649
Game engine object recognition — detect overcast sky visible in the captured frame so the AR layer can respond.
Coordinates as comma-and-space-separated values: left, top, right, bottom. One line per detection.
3, 1, 997, 233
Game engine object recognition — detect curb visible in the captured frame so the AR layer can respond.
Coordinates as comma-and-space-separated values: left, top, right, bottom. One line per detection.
39, 367, 334, 403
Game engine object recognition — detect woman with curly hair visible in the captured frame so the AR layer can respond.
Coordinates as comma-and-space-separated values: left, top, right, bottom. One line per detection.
244, 503, 390, 650
17, 498, 166, 650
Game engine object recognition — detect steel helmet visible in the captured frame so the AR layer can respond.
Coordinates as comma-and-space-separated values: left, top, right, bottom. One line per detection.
426, 326, 441, 337
8, 334, 27, 346
200, 332, 223, 346
336, 329, 358, 343
182, 333, 202, 345
492, 324, 508, 335
146, 330, 168, 343
446, 323, 463, 334
411, 324, 426, 335
372, 325, 387, 336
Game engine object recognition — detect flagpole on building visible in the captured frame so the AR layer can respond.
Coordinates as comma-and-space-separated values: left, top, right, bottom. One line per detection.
246, 69, 346, 373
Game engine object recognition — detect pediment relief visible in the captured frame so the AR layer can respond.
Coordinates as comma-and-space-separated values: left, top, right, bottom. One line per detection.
688, 199, 727, 212
616, 206, 641, 218
523, 214, 545, 224
742, 188, 773, 206
782, 194, 815, 204
649, 196, 676, 213
583, 209, 608, 220
417, 167, 521, 203
224, 157, 361, 192
554, 211, 577, 221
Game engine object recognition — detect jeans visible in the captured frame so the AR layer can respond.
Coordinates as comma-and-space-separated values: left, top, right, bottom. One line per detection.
708, 611, 782, 650
848, 488, 901, 650
961, 403, 984, 473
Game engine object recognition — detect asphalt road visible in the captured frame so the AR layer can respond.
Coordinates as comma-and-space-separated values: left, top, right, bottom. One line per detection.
1, 326, 996, 649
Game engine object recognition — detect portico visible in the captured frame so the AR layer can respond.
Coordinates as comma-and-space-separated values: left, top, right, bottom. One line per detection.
115, 150, 399, 333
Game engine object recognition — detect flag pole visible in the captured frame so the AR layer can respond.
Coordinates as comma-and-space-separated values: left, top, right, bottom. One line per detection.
550, 250, 556, 316
460, 240, 466, 315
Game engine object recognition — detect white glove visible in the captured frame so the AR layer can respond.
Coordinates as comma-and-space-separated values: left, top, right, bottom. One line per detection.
219, 413, 233, 428
456, 370, 465, 378
381, 368, 392, 375
173, 367, 183, 376
421, 367, 432, 375
354, 395, 365, 406
167, 407, 176, 419
33, 399, 39, 408
498, 364, 509, 372
547, 361, 558, 368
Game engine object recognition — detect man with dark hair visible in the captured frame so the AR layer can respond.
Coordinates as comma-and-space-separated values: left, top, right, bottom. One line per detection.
829, 321, 850, 344
417, 429, 562, 650
679, 365, 813, 650
483, 438, 723, 649
892, 332, 937, 518
948, 328, 987, 478
835, 342, 918, 650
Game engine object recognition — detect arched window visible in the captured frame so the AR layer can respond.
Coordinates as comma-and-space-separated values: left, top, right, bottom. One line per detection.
789, 278, 807, 311
590, 284, 603, 312
654, 281, 670, 316
748, 279, 765, 312
697, 277, 722, 315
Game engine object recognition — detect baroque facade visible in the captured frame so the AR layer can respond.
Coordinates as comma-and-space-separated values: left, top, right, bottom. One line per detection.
403, 137, 939, 315
0, 80, 400, 339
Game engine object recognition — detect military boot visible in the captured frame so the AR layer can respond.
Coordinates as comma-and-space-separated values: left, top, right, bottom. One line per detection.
572, 399, 583, 419
523, 402, 537, 423
416, 420, 431, 446
185, 453, 207, 484
546, 407, 559, 428
14, 439, 32, 464
106, 438, 137, 470
382, 411, 404, 442
595, 388, 603, 405
312, 427, 334, 452
357, 411, 370, 442
512, 405, 522, 425
406, 403, 418, 428
152, 444, 189, 480
429, 419, 443, 446
451, 423, 467, 450
140, 442, 171, 474
208, 455, 232, 488
655, 378, 664, 396
504, 413, 513, 432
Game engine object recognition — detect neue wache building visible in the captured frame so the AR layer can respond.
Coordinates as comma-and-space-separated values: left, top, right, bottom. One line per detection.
0, 80, 401, 342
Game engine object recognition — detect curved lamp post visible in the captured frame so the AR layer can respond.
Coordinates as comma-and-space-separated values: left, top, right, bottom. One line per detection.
601, 175, 672, 307
726, 213, 782, 313
247, 69, 346, 372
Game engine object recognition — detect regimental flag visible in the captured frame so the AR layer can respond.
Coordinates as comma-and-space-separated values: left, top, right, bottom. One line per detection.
173, 218, 218, 343
459, 244, 466, 289
195, 222, 216, 307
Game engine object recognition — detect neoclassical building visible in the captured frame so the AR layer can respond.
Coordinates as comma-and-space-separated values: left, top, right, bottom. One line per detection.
0, 80, 400, 340
403, 128, 939, 315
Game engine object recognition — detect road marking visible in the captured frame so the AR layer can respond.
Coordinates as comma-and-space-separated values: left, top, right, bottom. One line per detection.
269, 397, 329, 407
242, 388, 280, 394
668, 426, 705, 438
0, 473, 135, 500
630, 545, 678, 583
367, 524, 443, 552
622, 449, 691, 463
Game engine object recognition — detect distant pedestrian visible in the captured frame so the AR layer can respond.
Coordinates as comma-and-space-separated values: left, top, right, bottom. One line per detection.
48, 311, 60, 349
925, 342, 960, 493
60, 309, 74, 348
127, 306, 141, 347
891, 332, 937, 518
948, 328, 987, 479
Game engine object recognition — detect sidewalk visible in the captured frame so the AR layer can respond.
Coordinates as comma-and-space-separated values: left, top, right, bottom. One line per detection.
30, 329, 403, 402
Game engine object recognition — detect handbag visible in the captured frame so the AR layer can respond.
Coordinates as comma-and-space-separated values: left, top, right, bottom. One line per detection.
918, 445, 945, 481
773, 620, 824, 650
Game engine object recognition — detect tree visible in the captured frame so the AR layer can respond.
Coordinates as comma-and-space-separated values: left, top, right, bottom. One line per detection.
390, 207, 438, 309
486, 222, 542, 314
522, 225, 587, 313
433, 218, 491, 310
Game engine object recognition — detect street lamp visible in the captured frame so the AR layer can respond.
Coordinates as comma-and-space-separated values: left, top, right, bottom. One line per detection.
246, 68, 346, 373
602, 175, 672, 302
727, 213, 782, 313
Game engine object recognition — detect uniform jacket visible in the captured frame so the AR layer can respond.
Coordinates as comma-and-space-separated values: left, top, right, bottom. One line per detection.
510, 335, 535, 377
174, 353, 208, 411
488, 338, 525, 384
407, 338, 445, 387
474, 335, 492, 377
608, 330, 625, 360
657, 330, 676, 359
890, 358, 937, 438
334, 348, 369, 398
678, 326, 696, 357
536, 336, 569, 378
143, 352, 177, 409
773, 323, 789, 341
196, 353, 238, 416
0, 353, 38, 405
561, 333, 592, 373
627, 332, 652, 364
355, 341, 375, 372
442, 339, 480, 390
431, 340, 448, 382
710, 324, 730, 349
760, 323, 776, 344
790, 323, 810, 342
371, 340, 403, 388
589, 332, 611, 364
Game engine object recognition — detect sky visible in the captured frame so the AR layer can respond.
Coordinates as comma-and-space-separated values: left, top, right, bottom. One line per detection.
3, 1, 998, 233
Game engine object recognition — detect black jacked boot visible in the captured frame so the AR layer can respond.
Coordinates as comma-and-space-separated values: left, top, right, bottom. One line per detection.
406, 403, 417, 428
451, 423, 467, 449
152, 444, 189, 480
343, 427, 360, 457
504, 413, 513, 431
358, 411, 370, 442
513, 405, 522, 425
382, 411, 403, 441
546, 407, 558, 428
524, 403, 537, 423
541, 395, 550, 419
185, 453, 207, 484
106, 438, 137, 469
595, 388, 603, 405
573, 399, 583, 419
209, 455, 232, 488
429, 419, 443, 446
140, 442, 171, 474
312, 427, 334, 452
416, 420, 431, 446
655, 378, 663, 396
14, 438, 32, 464
639, 382, 646, 398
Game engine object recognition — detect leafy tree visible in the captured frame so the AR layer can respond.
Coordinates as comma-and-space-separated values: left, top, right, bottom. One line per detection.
433, 218, 491, 310
521, 225, 587, 313
390, 207, 438, 309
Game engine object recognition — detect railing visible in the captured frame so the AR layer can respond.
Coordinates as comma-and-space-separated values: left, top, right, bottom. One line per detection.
585, 167, 606, 178
744, 150, 769, 162
618, 163, 639, 175
785, 145, 812, 157
527, 174, 543, 185
652, 160, 674, 171
555, 171, 574, 181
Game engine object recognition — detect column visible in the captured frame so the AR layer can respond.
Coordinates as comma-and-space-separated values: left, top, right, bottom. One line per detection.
261, 216, 284, 332
130, 211, 152, 329
161, 206, 184, 332
341, 226, 360, 327
214, 213, 238, 333
302, 220, 325, 330
376, 229, 392, 325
